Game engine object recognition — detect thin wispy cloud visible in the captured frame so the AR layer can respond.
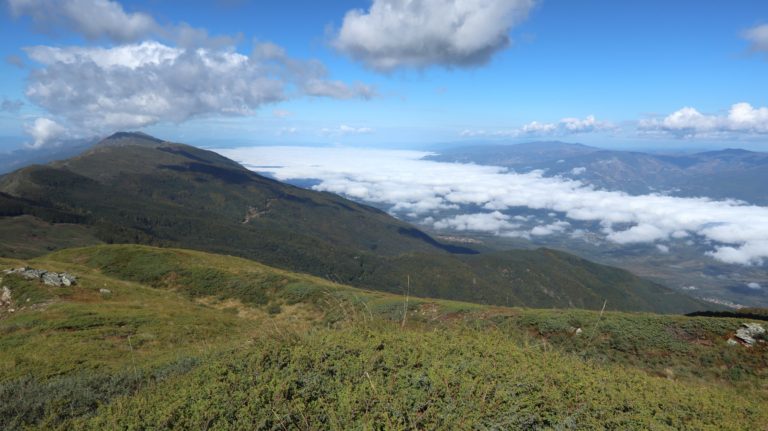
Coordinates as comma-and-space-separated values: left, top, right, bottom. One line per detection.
0, 99, 23, 113
320, 125, 375, 136
7, 0, 236, 47
5, 54, 25, 68
743, 24, 768, 54
217, 146, 768, 266
272, 109, 293, 118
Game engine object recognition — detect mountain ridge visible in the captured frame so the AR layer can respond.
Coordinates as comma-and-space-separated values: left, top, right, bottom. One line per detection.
428, 141, 768, 203
0, 132, 708, 313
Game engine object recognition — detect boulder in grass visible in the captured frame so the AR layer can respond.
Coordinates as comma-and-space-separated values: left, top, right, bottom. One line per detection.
3, 267, 78, 287
42, 272, 63, 287
22, 269, 47, 280
728, 322, 766, 347
734, 323, 765, 346
60, 273, 77, 286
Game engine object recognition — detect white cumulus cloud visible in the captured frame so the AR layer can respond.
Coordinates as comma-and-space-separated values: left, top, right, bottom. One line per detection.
21, 41, 373, 146
333, 0, 536, 71
639, 103, 768, 137
12, 0, 374, 148
217, 146, 768, 266
24, 117, 67, 148
461, 115, 613, 137
530, 220, 570, 236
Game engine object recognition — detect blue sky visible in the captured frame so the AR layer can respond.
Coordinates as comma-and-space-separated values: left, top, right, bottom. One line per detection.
1, 0, 767, 151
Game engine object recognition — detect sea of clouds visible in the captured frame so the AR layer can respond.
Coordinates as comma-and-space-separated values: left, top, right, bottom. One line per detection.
216, 146, 768, 266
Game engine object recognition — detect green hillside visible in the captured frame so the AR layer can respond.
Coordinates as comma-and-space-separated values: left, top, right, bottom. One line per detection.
1, 245, 765, 429
0, 133, 707, 313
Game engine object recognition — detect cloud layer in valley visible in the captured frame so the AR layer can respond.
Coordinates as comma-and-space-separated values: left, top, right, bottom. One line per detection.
333, 0, 536, 71
216, 146, 768, 266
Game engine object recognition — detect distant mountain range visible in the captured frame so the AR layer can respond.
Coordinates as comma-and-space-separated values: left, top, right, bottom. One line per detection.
0, 132, 707, 313
425, 141, 768, 307
0, 139, 96, 175
428, 141, 768, 205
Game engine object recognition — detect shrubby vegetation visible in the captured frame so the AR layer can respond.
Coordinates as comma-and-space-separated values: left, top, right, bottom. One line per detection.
0, 244, 765, 430
76, 324, 766, 430
1, 357, 199, 429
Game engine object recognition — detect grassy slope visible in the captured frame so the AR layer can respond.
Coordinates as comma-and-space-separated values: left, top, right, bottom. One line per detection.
0, 133, 707, 313
0, 245, 765, 430
368, 249, 703, 313
0, 215, 102, 258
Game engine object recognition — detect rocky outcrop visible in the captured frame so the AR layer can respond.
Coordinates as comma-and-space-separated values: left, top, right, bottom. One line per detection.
2, 267, 77, 287
727, 322, 766, 347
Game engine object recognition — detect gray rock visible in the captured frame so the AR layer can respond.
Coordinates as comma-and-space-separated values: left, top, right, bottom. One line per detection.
60, 273, 77, 286
3, 267, 26, 275
734, 322, 766, 346
3, 267, 77, 288
22, 269, 47, 280
99, 288, 112, 295
42, 272, 63, 287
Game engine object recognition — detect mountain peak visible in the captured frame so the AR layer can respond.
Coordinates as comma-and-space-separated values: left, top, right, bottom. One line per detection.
97, 131, 166, 148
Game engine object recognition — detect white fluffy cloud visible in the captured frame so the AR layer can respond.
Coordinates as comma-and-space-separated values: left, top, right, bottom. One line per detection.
640, 103, 768, 137
8, 0, 158, 43
530, 220, 570, 236
24, 117, 67, 148
461, 115, 612, 137
12, 0, 373, 147
21, 41, 373, 145
333, 0, 536, 71
743, 24, 768, 53
217, 146, 768, 266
